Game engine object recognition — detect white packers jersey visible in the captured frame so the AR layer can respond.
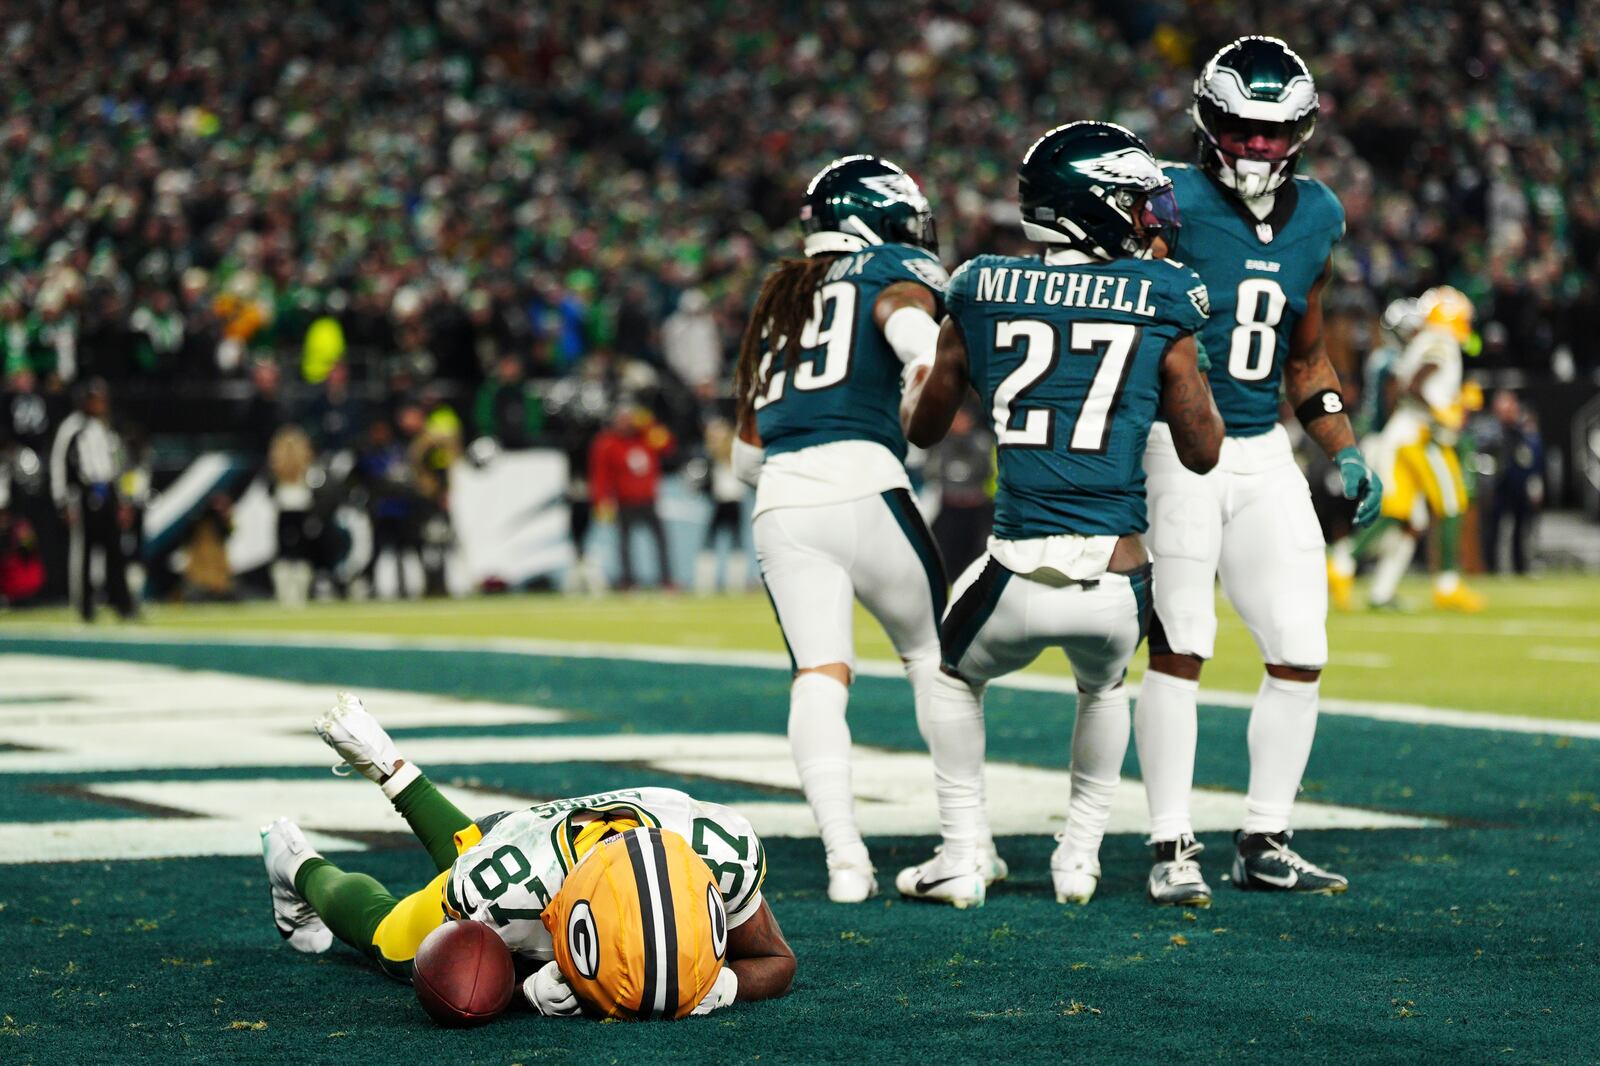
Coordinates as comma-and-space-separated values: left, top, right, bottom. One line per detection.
1385, 327, 1462, 446
443, 787, 766, 962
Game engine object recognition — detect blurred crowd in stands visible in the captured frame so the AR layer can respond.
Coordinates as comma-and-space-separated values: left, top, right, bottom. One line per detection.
2, 0, 1596, 608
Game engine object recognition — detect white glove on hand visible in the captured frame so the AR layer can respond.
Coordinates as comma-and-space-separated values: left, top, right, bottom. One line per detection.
691, 966, 739, 1016
524, 960, 581, 1017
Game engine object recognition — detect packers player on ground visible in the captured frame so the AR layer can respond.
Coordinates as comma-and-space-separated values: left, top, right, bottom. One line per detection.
896, 121, 1224, 908
1134, 37, 1381, 906
261, 694, 795, 1018
732, 156, 1005, 903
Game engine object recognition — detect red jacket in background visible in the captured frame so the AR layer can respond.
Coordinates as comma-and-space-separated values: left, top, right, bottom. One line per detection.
588, 423, 674, 506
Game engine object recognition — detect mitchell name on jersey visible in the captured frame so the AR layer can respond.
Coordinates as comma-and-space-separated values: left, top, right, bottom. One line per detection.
963, 263, 1166, 318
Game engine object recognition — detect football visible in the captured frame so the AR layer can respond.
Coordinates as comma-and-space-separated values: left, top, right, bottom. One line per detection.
412, 921, 516, 1027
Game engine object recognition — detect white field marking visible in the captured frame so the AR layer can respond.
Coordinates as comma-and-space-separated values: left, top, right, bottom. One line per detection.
0, 658, 1436, 863
6, 628, 1598, 737
1530, 645, 1600, 664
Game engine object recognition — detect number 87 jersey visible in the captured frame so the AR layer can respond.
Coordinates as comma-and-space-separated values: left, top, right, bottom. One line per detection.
444, 787, 766, 963
1162, 163, 1345, 437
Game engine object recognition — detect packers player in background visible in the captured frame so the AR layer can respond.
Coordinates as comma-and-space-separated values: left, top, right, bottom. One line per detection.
896, 122, 1224, 908
732, 156, 1006, 903
261, 695, 795, 1018
1345, 287, 1484, 612
1133, 36, 1382, 907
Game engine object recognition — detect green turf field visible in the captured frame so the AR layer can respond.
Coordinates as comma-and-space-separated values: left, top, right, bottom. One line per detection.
4, 573, 1597, 719
0, 579, 1596, 1062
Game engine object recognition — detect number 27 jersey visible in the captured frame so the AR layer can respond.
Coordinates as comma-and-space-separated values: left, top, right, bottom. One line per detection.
444, 787, 767, 962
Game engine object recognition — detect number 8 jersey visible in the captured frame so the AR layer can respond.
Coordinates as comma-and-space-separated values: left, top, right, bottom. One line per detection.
945, 253, 1208, 537
1162, 163, 1345, 438
443, 787, 766, 963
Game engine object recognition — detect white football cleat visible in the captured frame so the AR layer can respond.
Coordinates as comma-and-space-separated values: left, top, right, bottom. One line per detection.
260, 817, 333, 954
895, 852, 986, 909
1050, 843, 1101, 905
314, 692, 402, 784
826, 859, 880, 904
1148, 835, 1212, 907
978, 840, 1009, 885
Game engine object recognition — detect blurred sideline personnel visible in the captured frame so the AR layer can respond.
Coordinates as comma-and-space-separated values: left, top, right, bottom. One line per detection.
897, 122, 1223, 908
1478, 389, 1543, 574
1339, 287, 1484, 611
1134, 37, 1381, 906
262, 695, 794, 1019
49, 377, 137, 621
589, 404, 675, 590
732, 157, 1004, 903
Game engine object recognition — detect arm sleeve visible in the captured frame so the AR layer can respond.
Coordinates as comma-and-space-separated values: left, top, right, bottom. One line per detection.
49, 415, 79, 509
1167, 266, 1211, 335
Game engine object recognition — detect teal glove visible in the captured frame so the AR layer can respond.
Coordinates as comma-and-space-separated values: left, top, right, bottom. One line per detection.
1336, 446, 1382, 528
1193, 337, 1212, 374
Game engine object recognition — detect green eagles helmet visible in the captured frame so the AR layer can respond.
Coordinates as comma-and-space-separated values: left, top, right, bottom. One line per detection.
1018, 121, 1181, 260
1192, 35, 1319, 200
800, 155, 938, 257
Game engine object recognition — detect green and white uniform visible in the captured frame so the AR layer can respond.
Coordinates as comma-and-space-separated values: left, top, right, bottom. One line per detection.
751, 243, 949, 670
1143, 165, 1344, 669
938, 250, 1205, 686
448, 787, 767, 964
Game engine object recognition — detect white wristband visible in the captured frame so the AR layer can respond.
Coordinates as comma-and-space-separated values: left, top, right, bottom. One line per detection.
731, 437, 765, 488
882, 306, 940, 367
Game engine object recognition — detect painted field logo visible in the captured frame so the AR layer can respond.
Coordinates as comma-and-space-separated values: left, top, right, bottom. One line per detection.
0, 654, 1436, 865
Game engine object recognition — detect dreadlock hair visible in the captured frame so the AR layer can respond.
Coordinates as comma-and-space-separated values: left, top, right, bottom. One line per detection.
734, 255, 838, 412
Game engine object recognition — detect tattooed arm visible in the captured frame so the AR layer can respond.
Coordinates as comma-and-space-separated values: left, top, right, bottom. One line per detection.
1284, 259, 1358, 458
1159, 332, 1224, 474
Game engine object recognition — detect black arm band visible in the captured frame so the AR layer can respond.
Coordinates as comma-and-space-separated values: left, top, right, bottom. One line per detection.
1295, 389, 1346, 426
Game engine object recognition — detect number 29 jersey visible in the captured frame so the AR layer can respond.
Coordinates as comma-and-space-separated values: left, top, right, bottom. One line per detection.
444, 787, 767, 962
1163, 164, 1345, 438
946, 254, 1209, 538
753, 243, 947, 461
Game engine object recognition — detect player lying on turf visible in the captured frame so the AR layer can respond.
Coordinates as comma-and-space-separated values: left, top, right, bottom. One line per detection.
896, 121, 1225, 908
261, 694, 795, 1019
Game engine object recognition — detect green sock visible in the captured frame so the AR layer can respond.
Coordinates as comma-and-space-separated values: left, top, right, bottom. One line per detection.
393, 774, 475, 873
295, 858, 397, 956
1350, 514, 1399, 560
1439, 514, 1462, 572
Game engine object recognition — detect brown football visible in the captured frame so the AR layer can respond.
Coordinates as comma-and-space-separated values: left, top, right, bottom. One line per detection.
412, 920, 516, 1027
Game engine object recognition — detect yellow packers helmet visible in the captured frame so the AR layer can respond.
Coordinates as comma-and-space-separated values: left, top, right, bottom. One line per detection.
1418, 286, 1474, 343
543, 827, 728, 1020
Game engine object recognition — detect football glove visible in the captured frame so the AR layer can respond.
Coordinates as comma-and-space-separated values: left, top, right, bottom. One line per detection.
524, 960, 582, 1017
1335, 446, 1383, 529
690, 967, 738, 1016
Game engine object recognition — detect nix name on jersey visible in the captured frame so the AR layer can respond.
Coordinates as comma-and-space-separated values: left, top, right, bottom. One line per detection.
261, 694, 795, 1019
897, 121, 1223, 911
730, 155, 995, 907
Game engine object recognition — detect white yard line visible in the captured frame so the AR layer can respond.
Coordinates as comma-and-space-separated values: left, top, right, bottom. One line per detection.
7, 625, 1599, 737
1530, 645, 1600, 664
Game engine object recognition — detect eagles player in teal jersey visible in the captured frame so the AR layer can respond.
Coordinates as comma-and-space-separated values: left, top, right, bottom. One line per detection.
1134, 37, 1382, 906
896, 122, 1224, 908
732, 156, 1005, 904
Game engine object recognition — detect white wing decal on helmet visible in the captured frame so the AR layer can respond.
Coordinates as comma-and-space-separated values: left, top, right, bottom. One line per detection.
859, 173, 930, 212
1068, 148, 1164, 190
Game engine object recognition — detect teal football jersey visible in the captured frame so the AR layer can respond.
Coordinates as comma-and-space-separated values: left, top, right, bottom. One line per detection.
1163, 164, 1345, 437
946, 254, 1209, 537
755, 244, 947, 460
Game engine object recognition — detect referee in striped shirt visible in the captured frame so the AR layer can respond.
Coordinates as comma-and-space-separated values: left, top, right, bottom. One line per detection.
49, 379, 136, 621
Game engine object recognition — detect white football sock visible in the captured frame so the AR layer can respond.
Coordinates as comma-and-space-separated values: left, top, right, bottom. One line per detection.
787, 671, 868, 869
1243, 674, 1320, 835
1369, 527, 1416, 605
1435, 570, 1460, 595
920, 668, 987, 868
1133, 671, 1199, 842
1057, 685, 1131, 859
